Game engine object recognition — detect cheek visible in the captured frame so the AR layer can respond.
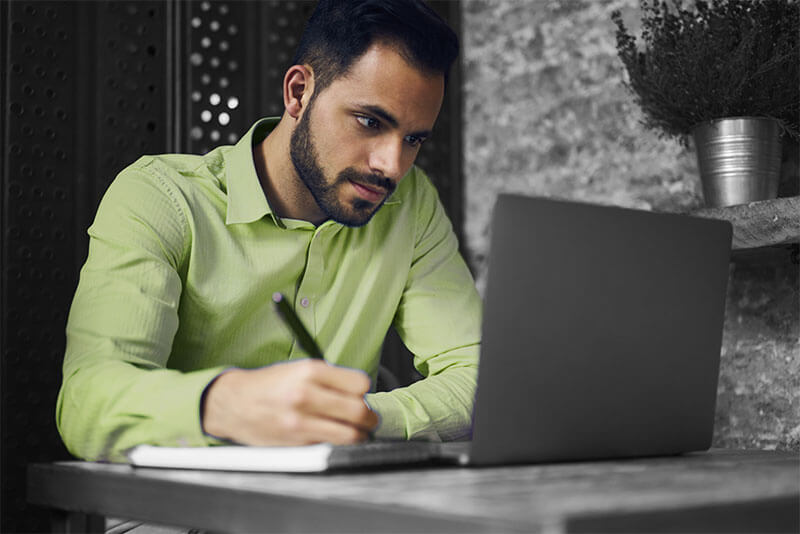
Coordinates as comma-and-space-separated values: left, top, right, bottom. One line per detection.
389, 147, 419, 181
402, 149, 419, 171
323, 133, 370, 172
308, 107, 347, 166
309, 125, 343, 171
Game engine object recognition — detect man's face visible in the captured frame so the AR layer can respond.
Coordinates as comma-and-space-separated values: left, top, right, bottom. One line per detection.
290, 42, 445, 227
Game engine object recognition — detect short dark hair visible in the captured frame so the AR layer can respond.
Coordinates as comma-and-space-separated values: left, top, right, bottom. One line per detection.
292, 0, 459, 94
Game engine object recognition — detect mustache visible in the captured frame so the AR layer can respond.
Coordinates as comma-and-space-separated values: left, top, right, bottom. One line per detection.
339, 168, 396, 194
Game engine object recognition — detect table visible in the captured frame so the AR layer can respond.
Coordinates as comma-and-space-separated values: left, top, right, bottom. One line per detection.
28, 449, 799, 533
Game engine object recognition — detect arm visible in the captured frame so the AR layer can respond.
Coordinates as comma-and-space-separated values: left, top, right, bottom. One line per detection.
57, 164, 219, 461
57, 164, 377, 461
366, 170, 482, 441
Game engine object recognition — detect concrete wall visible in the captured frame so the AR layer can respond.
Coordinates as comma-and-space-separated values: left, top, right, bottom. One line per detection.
460, 0, 799, 450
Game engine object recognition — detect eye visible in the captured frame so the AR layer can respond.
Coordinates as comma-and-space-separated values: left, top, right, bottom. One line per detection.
356, 115, 380, 130
404, 135, 426, 148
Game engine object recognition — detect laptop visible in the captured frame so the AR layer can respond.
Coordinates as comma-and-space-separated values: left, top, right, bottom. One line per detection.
128, 194, 732, 472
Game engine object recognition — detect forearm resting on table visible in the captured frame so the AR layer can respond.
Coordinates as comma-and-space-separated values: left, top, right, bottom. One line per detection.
366, 364, 477, 442
57, 360, 227, 462
59, 348, 475, 460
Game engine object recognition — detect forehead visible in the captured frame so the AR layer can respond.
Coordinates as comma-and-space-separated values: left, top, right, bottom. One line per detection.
315, 42, 445, 130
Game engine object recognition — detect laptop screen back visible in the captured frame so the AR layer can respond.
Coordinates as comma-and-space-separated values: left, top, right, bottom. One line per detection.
470, 195, 732, 465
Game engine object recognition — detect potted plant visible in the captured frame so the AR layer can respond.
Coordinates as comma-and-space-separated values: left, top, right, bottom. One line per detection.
612, 0, 799, 207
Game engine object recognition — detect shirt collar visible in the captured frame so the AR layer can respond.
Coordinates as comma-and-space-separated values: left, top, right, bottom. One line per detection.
223, 117, 280, 225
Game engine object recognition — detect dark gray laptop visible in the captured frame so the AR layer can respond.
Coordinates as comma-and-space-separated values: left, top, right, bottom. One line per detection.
129, 194, 732, 471
459, 194, 732, 466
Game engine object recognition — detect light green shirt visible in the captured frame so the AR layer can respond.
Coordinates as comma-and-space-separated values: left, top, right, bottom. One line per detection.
57, 118, 482, 461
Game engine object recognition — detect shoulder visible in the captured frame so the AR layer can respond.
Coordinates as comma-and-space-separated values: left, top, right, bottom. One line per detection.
107, 148, 228, 212
357, 165, 453, 252
394, 165, 439, 201
122, 150, 221, 192
92, 152, 219, 248
390, 165, 445, 219
393, 165, 450, 229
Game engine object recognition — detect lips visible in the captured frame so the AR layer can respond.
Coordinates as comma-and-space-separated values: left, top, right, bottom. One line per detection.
350, 180, 386, 203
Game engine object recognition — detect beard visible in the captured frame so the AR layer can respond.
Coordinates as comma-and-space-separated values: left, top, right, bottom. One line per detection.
289, 99, 396, 228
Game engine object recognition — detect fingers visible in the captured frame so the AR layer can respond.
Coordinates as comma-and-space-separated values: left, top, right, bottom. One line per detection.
225, 408, 372, 447
294, 359, 372, 396
283, 378, 379, 431
269, 359, 379, 433
275, 411, 372, 446
202, 360, 380, 447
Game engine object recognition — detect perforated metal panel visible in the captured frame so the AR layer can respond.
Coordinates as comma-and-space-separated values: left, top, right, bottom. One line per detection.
181, 0, 249, 151
2, 2, 172, 531
177, 0, 315, 153
3, 3, 80, 531
95, 1, 170, 194
2, 2, 463, 531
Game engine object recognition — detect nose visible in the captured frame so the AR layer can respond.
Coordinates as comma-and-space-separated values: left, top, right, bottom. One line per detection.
368, 137, 406, 181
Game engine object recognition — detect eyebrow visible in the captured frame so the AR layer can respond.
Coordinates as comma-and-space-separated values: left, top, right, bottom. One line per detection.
356, 104, 432, 139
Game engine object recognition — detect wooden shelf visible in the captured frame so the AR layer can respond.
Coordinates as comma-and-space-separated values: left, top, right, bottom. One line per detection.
691, 196, 799, 250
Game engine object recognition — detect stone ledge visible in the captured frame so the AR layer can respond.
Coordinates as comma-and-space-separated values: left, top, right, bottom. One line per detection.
691, 196, 800, 250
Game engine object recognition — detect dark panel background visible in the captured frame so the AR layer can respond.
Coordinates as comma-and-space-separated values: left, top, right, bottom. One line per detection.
1, 1, 463, 531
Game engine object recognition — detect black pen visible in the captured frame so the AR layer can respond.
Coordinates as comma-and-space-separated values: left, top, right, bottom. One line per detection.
272, 293, 325, 359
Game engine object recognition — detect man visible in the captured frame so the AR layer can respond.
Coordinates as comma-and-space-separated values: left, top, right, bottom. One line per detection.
57, 0, 481, 461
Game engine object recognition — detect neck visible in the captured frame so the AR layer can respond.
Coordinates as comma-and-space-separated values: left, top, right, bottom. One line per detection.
253, 116, 326, 224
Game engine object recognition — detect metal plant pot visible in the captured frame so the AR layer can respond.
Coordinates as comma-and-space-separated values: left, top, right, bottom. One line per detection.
692, 117, 783, 207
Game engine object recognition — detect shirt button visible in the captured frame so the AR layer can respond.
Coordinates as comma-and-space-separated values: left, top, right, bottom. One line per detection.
300, 297, 310, 308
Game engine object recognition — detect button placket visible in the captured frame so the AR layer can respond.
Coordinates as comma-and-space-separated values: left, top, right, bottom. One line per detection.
288, 229, 315, 360
293, 226, 329, 356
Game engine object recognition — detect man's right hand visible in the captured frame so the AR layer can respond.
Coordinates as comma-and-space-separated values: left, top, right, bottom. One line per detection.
201, 359, 380, 446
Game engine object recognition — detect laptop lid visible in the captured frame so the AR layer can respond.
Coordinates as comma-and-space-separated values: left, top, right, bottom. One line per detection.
468, 195, 732, 466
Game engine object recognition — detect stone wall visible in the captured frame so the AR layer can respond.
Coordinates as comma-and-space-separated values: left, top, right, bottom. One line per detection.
460, 0, 799, 450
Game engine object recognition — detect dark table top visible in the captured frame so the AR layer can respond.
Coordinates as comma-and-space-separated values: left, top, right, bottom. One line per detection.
28, 448, 800, 533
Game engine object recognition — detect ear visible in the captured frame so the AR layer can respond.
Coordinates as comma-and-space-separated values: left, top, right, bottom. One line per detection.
283, 65, 315, 120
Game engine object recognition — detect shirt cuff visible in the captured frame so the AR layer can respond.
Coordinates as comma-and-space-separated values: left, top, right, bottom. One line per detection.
364, 392, 406, 439
152, 365, 230, 449
199, 367, 239, 445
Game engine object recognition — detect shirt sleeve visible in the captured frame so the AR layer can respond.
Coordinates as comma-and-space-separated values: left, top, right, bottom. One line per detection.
365, 169, 482, 441
56, 162, 226, 461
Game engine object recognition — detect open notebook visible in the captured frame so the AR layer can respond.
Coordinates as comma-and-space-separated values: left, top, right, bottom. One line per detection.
128, 440, 468, 472
127, 195, 732, 472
